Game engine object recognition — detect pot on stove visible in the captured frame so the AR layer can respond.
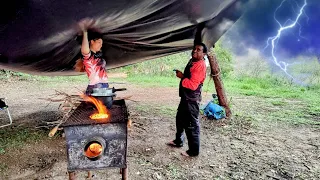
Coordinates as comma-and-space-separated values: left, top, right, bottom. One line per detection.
90, 87, 126, 108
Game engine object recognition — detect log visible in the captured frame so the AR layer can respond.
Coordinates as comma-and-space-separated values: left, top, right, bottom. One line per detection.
207, 52, 231, 118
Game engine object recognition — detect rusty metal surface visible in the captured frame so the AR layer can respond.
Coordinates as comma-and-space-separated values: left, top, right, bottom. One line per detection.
65, 123, 127, 171
62, 99, 128, 127
63, 99, 128, 171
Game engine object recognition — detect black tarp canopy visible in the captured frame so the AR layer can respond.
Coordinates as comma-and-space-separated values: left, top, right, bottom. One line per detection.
0, 0, 248, 75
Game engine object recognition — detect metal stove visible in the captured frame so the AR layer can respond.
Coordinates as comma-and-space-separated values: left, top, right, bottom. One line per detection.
62, 98, 129, 180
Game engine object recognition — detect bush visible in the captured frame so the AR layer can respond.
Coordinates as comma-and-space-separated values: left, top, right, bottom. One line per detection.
111, 52, 190, 77
112, 40, 234, 79
213, 42, 233, 78
289, 57, 320, 86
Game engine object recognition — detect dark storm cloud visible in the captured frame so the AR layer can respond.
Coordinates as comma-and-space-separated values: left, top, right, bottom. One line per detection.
223, 0, 320, 58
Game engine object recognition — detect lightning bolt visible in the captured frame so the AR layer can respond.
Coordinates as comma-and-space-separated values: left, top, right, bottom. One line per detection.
264, 0, 308, 80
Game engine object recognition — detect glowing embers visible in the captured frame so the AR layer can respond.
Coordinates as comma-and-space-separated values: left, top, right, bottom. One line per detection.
84, 139, 105, 161
80, 94, 109, 121
90, 113, 109, 120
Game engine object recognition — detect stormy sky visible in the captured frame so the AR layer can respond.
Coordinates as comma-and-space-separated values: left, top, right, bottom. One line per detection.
222, 0, 320, 59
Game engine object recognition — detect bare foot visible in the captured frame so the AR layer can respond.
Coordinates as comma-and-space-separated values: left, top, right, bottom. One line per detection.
180, 151, 190, 157
166, 141, 182, 148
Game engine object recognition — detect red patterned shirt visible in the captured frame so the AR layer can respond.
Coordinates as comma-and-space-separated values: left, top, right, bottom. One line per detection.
82, 51, 108, 85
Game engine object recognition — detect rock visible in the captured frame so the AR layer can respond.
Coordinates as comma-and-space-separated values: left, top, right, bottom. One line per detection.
153, 172, 162, 179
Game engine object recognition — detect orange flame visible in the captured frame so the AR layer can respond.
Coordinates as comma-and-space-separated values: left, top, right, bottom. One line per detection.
85, 142, 103, 158
80, 94, 109, 121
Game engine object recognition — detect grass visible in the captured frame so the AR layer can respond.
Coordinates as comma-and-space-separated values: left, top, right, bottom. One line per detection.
0, 163, 8, 171
126, 75, 180, 88
134, 104, 177, 118
124, 74, 319, 126
0, 70, 89, 83
125, 73, 218, 90
268, 110, 314, 125
166, 163, 182, 179
125, 74, 318, 104
224, 76, 320, 124
0, 162, 8, 175
0, 127, 47, 155
33, 75, 88, 82
270, 100, 288, 106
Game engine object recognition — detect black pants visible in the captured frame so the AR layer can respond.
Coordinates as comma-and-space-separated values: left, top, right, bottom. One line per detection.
173, 99, 200, 156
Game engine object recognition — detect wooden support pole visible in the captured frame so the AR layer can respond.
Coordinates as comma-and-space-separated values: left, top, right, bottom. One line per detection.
208, 52, 232, 118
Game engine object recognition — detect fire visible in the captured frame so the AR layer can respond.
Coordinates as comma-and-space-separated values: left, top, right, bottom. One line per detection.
80, 94, 109, 120
85, 142, 103, 158
90, 113, 109, 119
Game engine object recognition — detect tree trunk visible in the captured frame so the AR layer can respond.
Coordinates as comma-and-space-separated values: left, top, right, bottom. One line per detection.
208, 53, 232, 118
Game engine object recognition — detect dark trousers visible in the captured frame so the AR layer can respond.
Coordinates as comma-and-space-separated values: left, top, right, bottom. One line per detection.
174, 99, 200, 156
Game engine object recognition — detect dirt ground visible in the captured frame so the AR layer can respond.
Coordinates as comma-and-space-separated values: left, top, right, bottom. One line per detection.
0, 79, 319, 180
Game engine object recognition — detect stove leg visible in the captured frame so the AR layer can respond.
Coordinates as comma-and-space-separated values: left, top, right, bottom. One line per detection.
121, 167, 128, 180
87, 171, 92, 179
68, 171, 76, 180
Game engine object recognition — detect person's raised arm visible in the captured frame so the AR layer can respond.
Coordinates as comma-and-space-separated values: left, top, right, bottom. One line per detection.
81, 31, 90, 55
78, 18, 95, 56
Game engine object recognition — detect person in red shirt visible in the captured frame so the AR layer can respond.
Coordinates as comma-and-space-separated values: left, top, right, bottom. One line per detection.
167, 43, 211, 157
77, 20, 108, 95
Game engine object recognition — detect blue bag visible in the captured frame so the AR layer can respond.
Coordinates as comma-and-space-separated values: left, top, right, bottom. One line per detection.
203, 101, 226, 120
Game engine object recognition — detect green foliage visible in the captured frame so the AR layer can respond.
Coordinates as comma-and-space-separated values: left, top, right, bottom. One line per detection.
111, 41, 233, 78
234, 56, 270, 78
0, 70, 29, 80
166, 163, 182, 179
111, 52, 190, 77
289, 57, 320, 85
213, 42, 233, 78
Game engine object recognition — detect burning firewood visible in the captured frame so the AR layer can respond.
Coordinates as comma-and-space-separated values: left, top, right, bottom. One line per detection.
48, 107, 73, 137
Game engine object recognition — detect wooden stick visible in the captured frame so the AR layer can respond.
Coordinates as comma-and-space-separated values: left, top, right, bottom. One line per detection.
48, 107, 73, 137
